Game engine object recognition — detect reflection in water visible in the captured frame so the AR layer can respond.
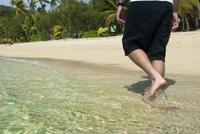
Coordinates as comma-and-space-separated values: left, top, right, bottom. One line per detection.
0, 58, 200, 134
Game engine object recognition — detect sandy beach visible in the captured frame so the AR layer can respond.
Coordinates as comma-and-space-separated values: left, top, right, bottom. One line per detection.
0, 31, 200, 76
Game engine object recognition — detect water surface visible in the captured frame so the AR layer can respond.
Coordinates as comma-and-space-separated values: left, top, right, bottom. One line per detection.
0, 57, 200, 134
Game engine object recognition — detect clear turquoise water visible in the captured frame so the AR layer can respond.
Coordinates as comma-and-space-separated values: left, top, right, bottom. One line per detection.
0, 57, 200, 134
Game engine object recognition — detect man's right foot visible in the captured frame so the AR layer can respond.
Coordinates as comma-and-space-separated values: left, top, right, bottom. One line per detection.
144, 74, 167, 101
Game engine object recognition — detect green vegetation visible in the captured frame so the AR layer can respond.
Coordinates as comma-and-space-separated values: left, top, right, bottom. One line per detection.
0, 0, 200, 44
179, 0, 200, 31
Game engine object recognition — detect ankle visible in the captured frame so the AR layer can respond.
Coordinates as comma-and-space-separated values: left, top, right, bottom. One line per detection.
149, 71, 160, 81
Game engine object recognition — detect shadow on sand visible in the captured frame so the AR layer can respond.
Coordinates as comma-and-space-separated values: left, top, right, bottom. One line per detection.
124, 76, 176, 96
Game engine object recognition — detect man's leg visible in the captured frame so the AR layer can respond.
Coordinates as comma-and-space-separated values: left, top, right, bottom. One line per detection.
151, 60, 166, 96
151, 60, 165, 77
128, 49, 167, 99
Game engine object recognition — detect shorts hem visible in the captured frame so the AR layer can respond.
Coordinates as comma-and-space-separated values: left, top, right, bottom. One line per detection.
149, 57, 166, 62
124, 46, 140, 56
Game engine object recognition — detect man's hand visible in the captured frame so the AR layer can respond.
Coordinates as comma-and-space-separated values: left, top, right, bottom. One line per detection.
116, 6, 125, 25
172, 0, 180, 30
171, 12, 180, 30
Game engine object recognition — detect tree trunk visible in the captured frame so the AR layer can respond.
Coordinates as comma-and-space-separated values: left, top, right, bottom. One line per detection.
66, 0, 72, 37
39, 0, 43, 7
195, 18, 199, 29
197, 0, 200, 18
185, 16, 190, 31
181, 16, 185, 31
197, 0, 200, 28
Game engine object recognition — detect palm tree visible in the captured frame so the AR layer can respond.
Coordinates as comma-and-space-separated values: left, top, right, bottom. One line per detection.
11, 0, 53, 40
195, 0, 200, 28
36, 0, 58, 12
95, 0, 119, 35
179, 0, 200, 31
66, 0, 71, 35
49, 0, 59, 10
11, 0, 29, 16
58, 0, 72, 36
51, 25, 65, 39
103, 0, 117, 27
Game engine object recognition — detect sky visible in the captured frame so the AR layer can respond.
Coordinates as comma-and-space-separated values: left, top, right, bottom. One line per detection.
0, 0, 12, 6
0, 0, 90, 6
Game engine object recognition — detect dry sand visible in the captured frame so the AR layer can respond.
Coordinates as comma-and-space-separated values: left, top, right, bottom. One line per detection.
0, 31, 200, 76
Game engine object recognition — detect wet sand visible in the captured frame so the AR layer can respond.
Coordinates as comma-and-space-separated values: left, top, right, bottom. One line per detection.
41, 58, 200, 133
29, 58, 200, 133
0, 31, 200, 76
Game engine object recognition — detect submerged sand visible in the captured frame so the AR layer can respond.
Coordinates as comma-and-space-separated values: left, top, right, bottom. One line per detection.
2, 57, 199, 133
0, 31, 200, 76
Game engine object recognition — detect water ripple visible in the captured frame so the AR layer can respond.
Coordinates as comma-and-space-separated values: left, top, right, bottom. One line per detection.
0, 56, 48, 68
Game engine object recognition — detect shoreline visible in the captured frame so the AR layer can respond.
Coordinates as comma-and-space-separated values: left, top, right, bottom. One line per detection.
1, 56, 200, 79
0, 31, 200, 76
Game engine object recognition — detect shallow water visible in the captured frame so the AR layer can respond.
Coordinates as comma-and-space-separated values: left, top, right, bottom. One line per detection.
0, 57, 200, 134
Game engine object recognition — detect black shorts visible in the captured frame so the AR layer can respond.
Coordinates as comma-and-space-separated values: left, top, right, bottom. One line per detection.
122, 1, 173, 61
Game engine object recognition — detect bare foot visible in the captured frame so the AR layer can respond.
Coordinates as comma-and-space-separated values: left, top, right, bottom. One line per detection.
144, 74, 167, 101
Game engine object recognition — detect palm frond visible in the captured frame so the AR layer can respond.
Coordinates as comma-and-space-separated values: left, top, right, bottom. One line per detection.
106, 0, 117, 9
105, 13, 116, 26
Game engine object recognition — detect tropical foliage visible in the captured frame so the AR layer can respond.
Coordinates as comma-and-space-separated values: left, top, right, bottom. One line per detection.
179, 0, 200, 31
0, 0, 200, 44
